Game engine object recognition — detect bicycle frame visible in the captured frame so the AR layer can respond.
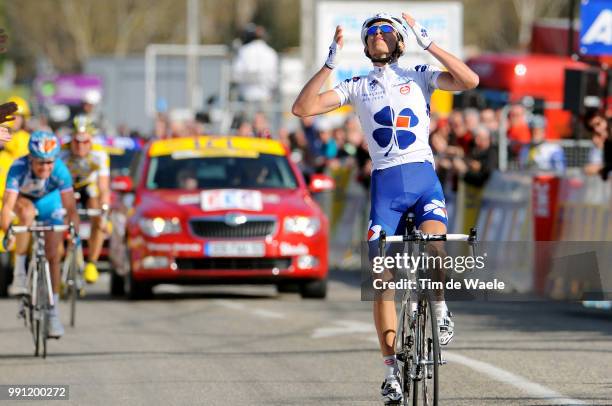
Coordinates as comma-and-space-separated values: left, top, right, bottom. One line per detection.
378, 214, 477, 405
10, 222, 72, 358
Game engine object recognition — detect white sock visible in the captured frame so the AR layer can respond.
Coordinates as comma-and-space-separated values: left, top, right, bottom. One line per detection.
51, 294, 60, 315
14, 255, 26, 278
433, 301, 448, 318
383, 355, 399, 378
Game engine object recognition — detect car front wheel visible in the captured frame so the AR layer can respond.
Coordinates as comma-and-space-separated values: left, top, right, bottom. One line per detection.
124, 251, 153, 300
299, 278, 327, 299
110, 270, 125, 297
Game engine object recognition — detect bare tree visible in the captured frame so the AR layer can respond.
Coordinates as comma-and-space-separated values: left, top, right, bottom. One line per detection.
512, 0, 567, 48
8, 0, 570, 77
8, 0, 182, 71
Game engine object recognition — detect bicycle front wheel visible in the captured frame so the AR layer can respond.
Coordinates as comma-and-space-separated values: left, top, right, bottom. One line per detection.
68, 248, 79, 327
38, 261, 50, 359
412, 295, 439, 406
396, 299, 413, 404
41, 308, 48, 359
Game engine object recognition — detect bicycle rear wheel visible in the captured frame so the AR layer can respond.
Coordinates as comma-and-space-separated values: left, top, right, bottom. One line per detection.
412, 295, 439, 406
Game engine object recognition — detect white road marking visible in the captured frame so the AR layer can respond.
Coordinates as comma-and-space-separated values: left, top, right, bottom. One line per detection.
215, 300, 285, 319
251, 309, 286, 319
364, 332, 586, 404
155, 285, 184, 294
214, 300, 245, 311
444, 352, 587, 405
312, 320, 375, 339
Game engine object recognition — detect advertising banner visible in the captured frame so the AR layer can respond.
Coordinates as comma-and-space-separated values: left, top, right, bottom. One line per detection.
579, 0, 612, 56
34, 74, 103, 106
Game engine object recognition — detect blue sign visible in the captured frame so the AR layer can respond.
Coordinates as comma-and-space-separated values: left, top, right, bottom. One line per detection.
580, 0, 612, 55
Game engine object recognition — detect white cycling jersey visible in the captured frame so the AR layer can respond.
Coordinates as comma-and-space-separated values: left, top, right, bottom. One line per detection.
333, 62, 441, 171
59, 148, 110, 189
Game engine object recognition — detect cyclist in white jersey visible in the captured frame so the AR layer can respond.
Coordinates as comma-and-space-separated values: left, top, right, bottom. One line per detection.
292, 12, 479, 404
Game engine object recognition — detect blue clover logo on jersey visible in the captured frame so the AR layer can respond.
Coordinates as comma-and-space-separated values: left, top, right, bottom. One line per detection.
372, 106, 418, 155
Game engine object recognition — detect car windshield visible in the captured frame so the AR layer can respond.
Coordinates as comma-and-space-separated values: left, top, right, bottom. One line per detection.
110, 149, 139, 176
146, 153, 298, 190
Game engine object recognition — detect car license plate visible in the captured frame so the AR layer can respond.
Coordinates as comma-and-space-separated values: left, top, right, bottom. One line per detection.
206, 241, 265, 257
201, 189, 263, 212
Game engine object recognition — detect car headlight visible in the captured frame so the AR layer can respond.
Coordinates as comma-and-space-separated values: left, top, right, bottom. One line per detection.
139, 217, 181, 237
283, 216, 320, 237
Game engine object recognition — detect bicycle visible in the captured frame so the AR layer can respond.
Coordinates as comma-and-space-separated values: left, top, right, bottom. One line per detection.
378, 214, 477, 406
61, 207, 105, 327
6, 222, 75, 358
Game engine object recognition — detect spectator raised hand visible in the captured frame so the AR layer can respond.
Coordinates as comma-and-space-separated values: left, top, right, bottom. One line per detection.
0, 101, 18, 126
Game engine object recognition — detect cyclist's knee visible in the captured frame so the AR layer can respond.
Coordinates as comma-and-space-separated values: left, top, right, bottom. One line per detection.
14, 197, 35, 224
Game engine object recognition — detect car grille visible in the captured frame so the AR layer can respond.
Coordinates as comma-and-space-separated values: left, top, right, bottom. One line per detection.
175, 257, 291, 270
190, 219, 275, 238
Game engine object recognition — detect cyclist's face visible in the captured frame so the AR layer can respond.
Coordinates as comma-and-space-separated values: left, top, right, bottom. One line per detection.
71, 133, 92, 157
31, 158, 55, 179
366, 22, 398, 57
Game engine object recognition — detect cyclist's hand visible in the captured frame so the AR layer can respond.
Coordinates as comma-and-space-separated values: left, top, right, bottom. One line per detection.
69, 233, 81, 249
99, 216, 109, 233
401, 13, 433, 50
2, 233, 14, 251
325, 25, 344, 70
100, 204, 110, 232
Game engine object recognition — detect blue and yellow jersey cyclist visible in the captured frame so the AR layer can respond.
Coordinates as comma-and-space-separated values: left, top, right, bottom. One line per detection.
0, 130, 80, 339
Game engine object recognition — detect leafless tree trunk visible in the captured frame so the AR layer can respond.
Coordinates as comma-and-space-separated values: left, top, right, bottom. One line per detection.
513, 0, 568, 49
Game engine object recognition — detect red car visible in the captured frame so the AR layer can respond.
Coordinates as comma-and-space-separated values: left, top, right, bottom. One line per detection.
109, 136, 334, 299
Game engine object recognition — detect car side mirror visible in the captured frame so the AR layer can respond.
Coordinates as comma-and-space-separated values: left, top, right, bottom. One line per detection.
308, 174, 335, 193
111, 175, 133, 192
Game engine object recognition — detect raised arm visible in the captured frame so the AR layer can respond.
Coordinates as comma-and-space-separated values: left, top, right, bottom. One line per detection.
292, 26, 344, 117
427, 43, 479, 91
401, 13, 479, 92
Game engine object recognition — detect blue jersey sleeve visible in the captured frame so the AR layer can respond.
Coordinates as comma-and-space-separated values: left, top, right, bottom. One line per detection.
5, 159, 26, 193
51, 159, 74, 192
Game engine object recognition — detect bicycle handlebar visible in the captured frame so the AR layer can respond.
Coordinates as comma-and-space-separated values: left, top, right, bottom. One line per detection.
384, 234, 471, 242
77, 208, 105, 217
9, 224, 70, 234
382, 227, 478, 243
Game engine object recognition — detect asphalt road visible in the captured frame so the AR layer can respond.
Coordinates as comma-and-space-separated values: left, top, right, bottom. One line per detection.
0, 271, 610, 406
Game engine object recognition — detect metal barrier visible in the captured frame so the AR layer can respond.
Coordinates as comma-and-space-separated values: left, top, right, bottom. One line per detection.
506, 139, 594, 171
325, 165, 611, 272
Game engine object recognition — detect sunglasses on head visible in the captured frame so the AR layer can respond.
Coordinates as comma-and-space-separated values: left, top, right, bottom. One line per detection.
366, 24, 395, 37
